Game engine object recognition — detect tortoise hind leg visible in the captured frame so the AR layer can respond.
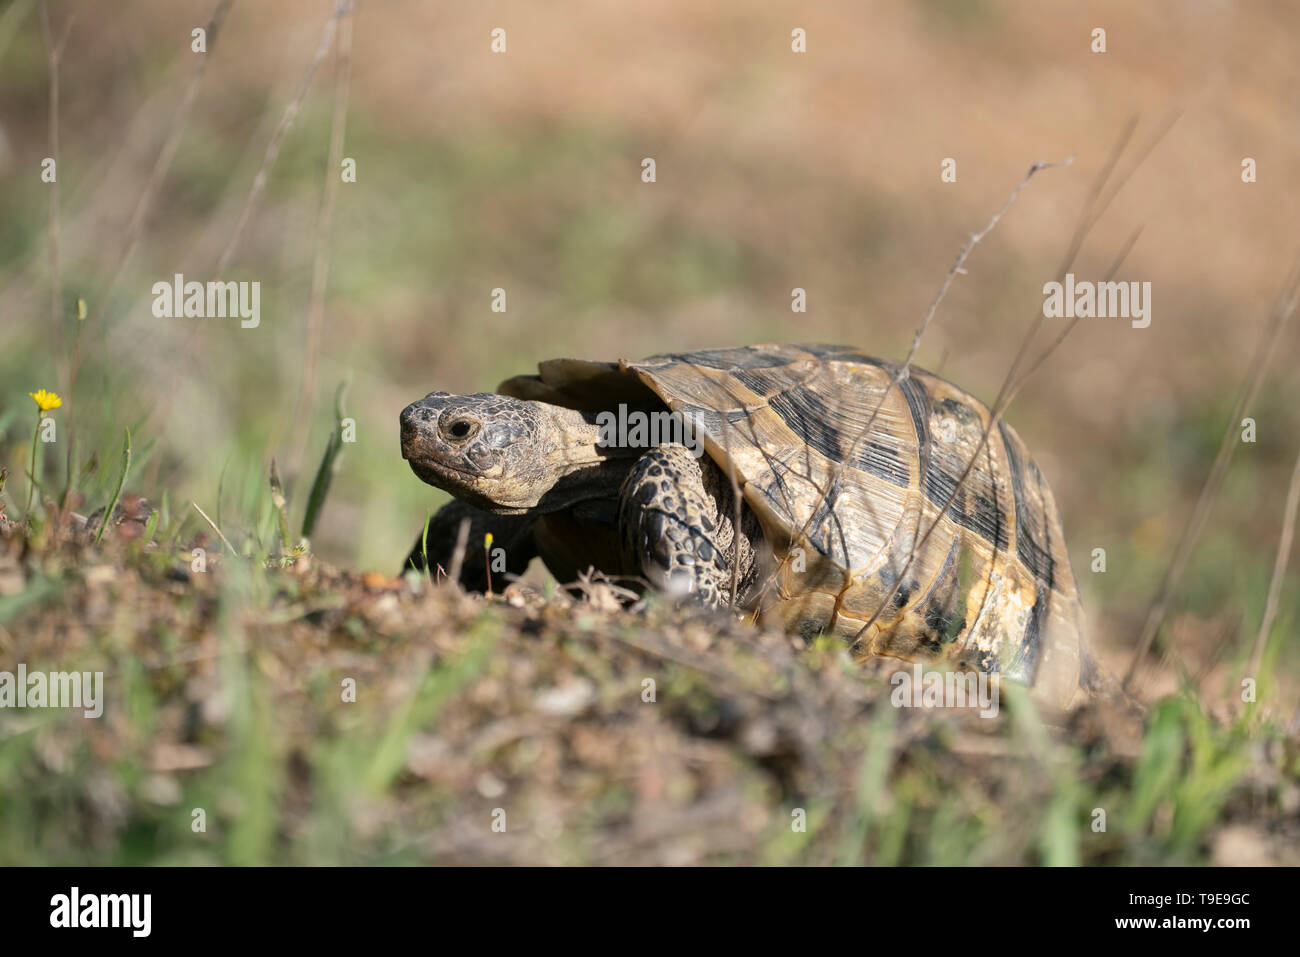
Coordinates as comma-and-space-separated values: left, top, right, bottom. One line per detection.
403, 499, 538, 592
617, 444, 755, 606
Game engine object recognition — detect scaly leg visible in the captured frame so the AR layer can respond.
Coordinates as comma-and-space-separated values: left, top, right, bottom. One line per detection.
617, 444, 758, 606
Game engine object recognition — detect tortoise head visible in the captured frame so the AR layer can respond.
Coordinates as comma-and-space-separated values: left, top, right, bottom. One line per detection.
400, 392, 615, 513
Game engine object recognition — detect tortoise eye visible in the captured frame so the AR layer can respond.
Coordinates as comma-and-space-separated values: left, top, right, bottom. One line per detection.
440, 416, 480, 442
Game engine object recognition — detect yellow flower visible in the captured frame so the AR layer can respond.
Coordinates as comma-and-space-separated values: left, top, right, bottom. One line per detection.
29, 389, 62, 412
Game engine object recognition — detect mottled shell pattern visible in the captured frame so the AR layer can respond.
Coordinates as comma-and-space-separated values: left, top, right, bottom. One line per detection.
504, 343, 1090, 708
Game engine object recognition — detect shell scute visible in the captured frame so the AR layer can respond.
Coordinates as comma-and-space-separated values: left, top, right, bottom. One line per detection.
605, 344, 1087, 705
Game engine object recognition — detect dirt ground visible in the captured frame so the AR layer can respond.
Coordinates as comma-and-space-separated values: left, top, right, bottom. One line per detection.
1, 1, 1298, 865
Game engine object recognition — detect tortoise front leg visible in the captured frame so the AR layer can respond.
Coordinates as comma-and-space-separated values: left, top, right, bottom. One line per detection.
403, 498, 538, 592
617, 444, 744, 606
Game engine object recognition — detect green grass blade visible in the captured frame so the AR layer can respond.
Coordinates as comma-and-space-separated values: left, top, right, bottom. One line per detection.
216, 454, 231, 535
142, 506, 160, 546
421, 510, 434, 581
269, 458, 293, 554
300, 380, 349, 540
94, 427, 131, 545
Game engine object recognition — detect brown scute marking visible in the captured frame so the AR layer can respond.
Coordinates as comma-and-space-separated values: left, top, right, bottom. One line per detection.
732, 367, 792, 396
800, 344, 888, 368
798, 343, 859, 359
675, 403, 751, 437
747, 450, 838, 564
668, 346, 794, 371
853, 440, 911, 488
765, 387, 843, 460
797, 617, 827, 640
752, 454, 796, 507
897, 374, 932, 462
998, 420, 1057, 590
1030, 449, 1073, 599
822, 350, 942, 382
922, 598, 966, 651
765, 386, 911, 489
936, 396, 979, 425
917, 532, 960, 609
806, 476, 853, 568
924, 464, 1010, 551
1004, 582, 1048, 684
610, 344, 1091, 707
913, 534, 965, 651
877, 557, 900, 586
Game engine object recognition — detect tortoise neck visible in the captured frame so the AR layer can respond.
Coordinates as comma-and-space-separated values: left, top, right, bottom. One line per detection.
546, 406, 645, 465
537, 458, 635, 512
528, 406, 640, 513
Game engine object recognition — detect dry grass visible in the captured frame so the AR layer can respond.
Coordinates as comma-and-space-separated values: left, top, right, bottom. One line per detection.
1, 0, 1298, 866
2, 514, 1297, 865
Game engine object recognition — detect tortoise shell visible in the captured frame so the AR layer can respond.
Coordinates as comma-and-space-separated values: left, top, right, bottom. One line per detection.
501, 343, 1090, 707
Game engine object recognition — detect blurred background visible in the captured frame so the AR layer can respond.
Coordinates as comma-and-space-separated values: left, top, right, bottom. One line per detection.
1, 0, 1297, 689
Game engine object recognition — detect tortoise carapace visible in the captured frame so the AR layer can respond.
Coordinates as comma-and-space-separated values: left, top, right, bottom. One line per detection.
400, 344, 1102, 709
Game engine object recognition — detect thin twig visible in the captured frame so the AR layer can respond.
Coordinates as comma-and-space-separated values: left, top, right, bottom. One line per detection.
93, 0, 237, 319
215, 0, 352, 275
851, 117, 1178, 645
1247, 441, 1300, 678
38, 1, 73, 510
839, 159, 1075, 512
718, 417, 742, 610
58, 1, 234, 513
192, 501, 238, 556
141, 0, 352, 486
446, 516, 471, 587
744, 159, 1071, 619
38, 1, 63, 385
913, 158, 1074, 371
284, 0, 355, 476
1008, 224, 1144, 392
1125, 264, 1300, 689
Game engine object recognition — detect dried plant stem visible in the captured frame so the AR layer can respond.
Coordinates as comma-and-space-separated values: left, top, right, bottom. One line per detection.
25, 411, 41, 515
94, 428, 132, 545
38, 1, 63, 359
913, 158, 1074, 370
446, 517, 471, 588
94, 0, 237, 318
841, 159, 1075, 512
718, 420, 742, 610
850, 116, 1177, 646
1124, 265, 1300, 690
1248, 442, 1300, 678
143, 0, 351, 487
284, 0, 355, 476
269, 458, 293, 554
746, 158, 1071, 615
192, 501, 238, 556
38, 2, 79, 509
1008, 224, 1144, 393
38, 2, 63, 462
215, 0, 352, 275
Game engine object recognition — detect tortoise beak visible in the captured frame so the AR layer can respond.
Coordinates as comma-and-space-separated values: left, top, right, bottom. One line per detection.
400, 399, 438, 461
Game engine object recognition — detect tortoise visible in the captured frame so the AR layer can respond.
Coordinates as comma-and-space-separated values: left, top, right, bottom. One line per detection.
399, 343, 1103, 710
